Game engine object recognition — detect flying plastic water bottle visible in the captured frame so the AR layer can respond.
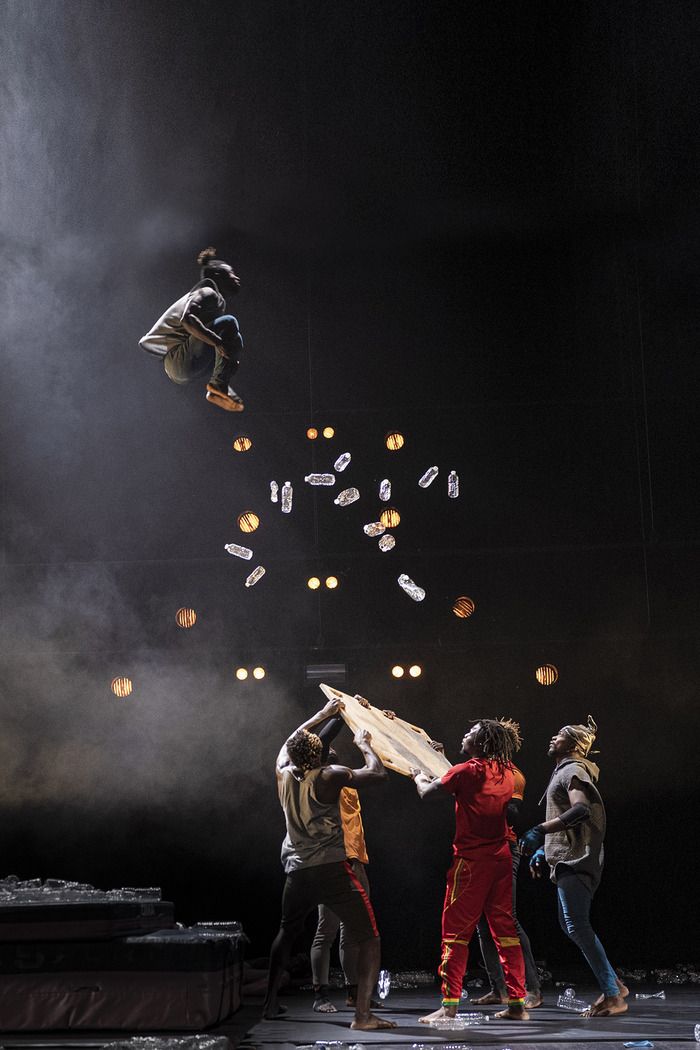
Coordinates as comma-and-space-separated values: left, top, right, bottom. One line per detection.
378, 534, 395, 552
245, 566, 266, 587
304, 473, 335, 485
363, 521, 385, 537
398, 574, 425, 601
379, 478, 391, 501
334, 452, 352, 472
334, 487, 360, 507
281, 481, 293, 513
377, 969, 391, 1000
418, 465, 439, 488
448, 470, 459, 498
224, 543, 253, 560
270, 480, 279, 503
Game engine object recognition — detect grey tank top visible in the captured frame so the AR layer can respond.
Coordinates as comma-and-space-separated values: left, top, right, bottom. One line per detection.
278, 767, 346, 873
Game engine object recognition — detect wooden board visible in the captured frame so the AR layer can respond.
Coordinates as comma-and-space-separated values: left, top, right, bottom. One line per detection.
319, 683, 452, 778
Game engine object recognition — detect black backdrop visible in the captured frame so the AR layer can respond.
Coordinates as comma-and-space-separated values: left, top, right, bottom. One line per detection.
1, 0, 699, 970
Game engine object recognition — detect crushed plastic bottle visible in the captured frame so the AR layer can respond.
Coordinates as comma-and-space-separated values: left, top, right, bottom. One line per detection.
378, 534, 395, 552
695, 1023, 700, 1042
635, 991, 666, 999
430, 1012, 488, 1029
245, 566, 266, 587
448, 470, 459, 498
334, 487, 360, 507
377, 969, 391, 1000
305, 473, 335, 485
418, 465, 439, 488
379, 479, 391, 501
281, 481, 293, 513
270, 480, 279, 503
103, 1038, 230, 1050
398, 574, 425, 601
557, 991, 590, 1013
334, 452, 351, 472
363, 522, 386, 537
224, 543, 253, 560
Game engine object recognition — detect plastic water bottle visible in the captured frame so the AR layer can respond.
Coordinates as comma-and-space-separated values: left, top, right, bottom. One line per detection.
448, 470, 459, 498
635, 990, 666, 999
378, 534, 395, 552
694, 1022, 700, 1041
363, 521, 385, 537
557, 990, 590, 1012
245, 566, 266, 587
379, 479, 391, 501
270, 481, 279, 503
305, 473, 335, 485
398, 574, 425, 601
377, 969, 391, 1000
418, 465, 439, 488
281, 481, 293, 513
334, 487, 360, 506
224, 543, 253, 560
334, 452, 352, 472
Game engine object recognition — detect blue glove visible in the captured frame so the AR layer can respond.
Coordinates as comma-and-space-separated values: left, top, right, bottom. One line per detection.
519, 825, 545, 857
529, 847, 546, 874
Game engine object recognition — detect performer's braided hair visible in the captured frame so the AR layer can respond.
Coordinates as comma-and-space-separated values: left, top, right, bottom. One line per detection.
472, 718, 522, 776
196, 246, 237, 283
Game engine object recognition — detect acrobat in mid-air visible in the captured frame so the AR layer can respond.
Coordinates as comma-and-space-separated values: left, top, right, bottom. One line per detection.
139, 247, 245, 412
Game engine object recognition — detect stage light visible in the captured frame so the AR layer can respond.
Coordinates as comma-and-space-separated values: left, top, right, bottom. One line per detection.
379, 507, 401, 528
323, 426, 335, 439
235, 667, 249, 680
111, 676, 132, 698
452, 596, 476, 619
237, 511, 260, 533
232, 435, 252, 452
391, 665, 404, 678
253, 666, 266, 680
325, 576, 339, 589
176, 607, 197, 628
306, 427, 318, 440
409, 664, 422, 678
535, 664, 558, 686
385, 431, 405, 451
307, 576, 321, 590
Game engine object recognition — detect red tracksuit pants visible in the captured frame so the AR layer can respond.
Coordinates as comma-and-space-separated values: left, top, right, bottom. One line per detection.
439, 849, 526, 1005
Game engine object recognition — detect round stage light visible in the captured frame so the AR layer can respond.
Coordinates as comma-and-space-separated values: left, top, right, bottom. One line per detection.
391, 665, 405, 678
111, 676, 132, 698
176, 607, 197, 629
237, 511, 260, 533
535, 664, 559, 686
379, 507, 401, 528
307, 576, 321, 590
452, 596, 476, 619
322, 426, 335, 439
306, 427, 318, 440
325, 576, 339, 589
235, 667, 249, 680
253, 666, 266, 680
232, 435, 252, 452
385, 431, 405, 451
409, 664, 422, 678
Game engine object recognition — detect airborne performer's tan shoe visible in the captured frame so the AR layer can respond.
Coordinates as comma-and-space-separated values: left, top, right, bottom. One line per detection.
206, 384, 244, 411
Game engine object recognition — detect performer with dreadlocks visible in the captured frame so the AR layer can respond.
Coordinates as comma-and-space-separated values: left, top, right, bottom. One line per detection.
263, 697, 395, 1031
412, 718, 529, 1023
520, 716, 628, 1017
138, 247, 245, 412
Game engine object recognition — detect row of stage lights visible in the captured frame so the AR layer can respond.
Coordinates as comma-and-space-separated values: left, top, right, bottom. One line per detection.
110, 663, 559, 699
177, 596, 476, 617
232, 430, 407, 452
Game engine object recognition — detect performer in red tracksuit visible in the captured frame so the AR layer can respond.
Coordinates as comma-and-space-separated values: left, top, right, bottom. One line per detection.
412, 718, 529, 1023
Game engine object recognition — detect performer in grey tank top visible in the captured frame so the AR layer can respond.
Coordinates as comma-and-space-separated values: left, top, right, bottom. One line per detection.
263, 696, 396, 1032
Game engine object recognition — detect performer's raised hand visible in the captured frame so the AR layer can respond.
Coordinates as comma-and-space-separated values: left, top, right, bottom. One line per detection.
354, 728, 372, 748
429, 739, 445, 753
382, 709, 396, 720
354, 694, 371, 709
320, 696, 344, 719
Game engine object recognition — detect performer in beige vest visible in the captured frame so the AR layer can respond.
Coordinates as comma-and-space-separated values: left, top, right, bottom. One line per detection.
263, 697, 395, 1031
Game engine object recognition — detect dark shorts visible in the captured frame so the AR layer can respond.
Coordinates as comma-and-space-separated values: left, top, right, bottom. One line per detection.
281, 861, 378, 942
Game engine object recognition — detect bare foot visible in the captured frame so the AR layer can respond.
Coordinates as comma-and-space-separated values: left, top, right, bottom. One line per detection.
594, 979, 629, 1007
261, 1002, 288, 1019
589, 995, 628, 1017
419, 1005, 457, 1024
494, 1004, 530, 1020
472, 990, 507, 1005
351, 1013, 397, 1030
524, 992, 544, 1008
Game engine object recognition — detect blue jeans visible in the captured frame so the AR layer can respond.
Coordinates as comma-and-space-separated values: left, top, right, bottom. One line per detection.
556, 872, 618, 997
164, 314, 242, 389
